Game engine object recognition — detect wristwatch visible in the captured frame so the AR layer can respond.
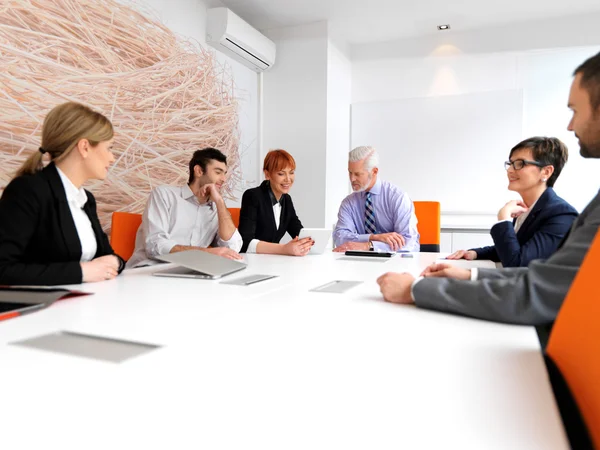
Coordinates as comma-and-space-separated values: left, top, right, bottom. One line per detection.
368, 241, 374, 251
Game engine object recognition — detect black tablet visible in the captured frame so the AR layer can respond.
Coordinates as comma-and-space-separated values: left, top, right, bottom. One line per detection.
344, 250, 394, 258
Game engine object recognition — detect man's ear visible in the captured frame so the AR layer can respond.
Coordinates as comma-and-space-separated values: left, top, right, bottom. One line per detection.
194, 164, 204, 179
372, 167, 379, 176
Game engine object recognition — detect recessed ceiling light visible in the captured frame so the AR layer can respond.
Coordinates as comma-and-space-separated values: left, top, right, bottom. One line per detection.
437, 24, 450, 31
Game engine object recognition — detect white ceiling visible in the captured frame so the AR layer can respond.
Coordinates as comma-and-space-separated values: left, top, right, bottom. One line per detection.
206, 0, 600, 44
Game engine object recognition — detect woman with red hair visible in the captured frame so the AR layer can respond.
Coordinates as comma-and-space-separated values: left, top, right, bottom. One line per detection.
238, 149, 313, 255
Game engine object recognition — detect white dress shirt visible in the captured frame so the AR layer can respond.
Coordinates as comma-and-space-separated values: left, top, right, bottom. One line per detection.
127, 185, 243, 268
514, 198, 538, 234
56, 167, 97, 262
246, 202, 282, 254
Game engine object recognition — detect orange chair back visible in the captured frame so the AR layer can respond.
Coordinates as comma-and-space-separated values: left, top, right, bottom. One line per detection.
229, 207, 241, 228
110, 212, 142, 261
546, 231, 600, 448
413, 201, 441, 252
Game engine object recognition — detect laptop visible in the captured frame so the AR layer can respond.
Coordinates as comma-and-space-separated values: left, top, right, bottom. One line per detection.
153, 250, 247, 280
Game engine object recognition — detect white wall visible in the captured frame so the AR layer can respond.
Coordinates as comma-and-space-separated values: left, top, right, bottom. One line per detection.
326, 40, 352, 228
126, 0, 259, 206
351, 12, 600, 61
261, 23, 354, 229
351, 89, 524, 214
263, 22, 329, 227
351, 14, 600, 222
519, 48, 600, 211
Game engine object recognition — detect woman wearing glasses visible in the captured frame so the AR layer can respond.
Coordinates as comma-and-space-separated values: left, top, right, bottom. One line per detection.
447, 137, 578, 267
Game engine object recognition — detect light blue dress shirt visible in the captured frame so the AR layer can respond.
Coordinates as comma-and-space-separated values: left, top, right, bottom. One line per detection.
333, 178, 420, 252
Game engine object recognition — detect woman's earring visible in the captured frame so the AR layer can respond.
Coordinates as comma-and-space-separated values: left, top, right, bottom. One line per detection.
542, 178, 547, 182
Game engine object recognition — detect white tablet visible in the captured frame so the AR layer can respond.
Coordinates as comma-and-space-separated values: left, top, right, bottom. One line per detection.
298, 228, 332, 254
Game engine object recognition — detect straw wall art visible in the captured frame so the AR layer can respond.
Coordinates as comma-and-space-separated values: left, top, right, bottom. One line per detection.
0, 0, 241, 229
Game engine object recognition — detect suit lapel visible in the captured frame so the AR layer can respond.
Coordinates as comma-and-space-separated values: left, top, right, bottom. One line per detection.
278, 195, 286, 232
83, 194, 102, 257
518, 188, 551, 239
43, 164, 82, 260
260, 181, 279, 233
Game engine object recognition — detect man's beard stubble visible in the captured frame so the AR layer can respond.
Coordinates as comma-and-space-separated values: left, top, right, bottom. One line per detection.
580, 110, 600, 158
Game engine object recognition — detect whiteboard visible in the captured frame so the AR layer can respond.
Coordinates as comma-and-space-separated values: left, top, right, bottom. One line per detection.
351, 90, 523, 214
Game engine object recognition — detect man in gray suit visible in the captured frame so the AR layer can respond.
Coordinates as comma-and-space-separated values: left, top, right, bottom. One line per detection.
377, 51, 600, 327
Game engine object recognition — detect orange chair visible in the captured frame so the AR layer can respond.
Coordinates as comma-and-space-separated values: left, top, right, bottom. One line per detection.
413, 201, 441, 252
229, 207, 241, 228
110, 212, 142, 261
545, 231, 600, 449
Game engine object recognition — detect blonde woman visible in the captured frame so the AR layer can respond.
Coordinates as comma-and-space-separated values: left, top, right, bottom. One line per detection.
0, 102, 125, 285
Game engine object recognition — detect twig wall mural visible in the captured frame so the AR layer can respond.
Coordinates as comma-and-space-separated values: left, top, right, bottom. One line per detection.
0, 0, 242, 229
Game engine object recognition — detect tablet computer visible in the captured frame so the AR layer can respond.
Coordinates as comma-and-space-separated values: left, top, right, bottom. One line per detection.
0, 286, 91, 322
298, 228, 332, 254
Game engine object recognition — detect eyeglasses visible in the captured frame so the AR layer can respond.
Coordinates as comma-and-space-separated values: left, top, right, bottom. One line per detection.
504, 159, 545, 171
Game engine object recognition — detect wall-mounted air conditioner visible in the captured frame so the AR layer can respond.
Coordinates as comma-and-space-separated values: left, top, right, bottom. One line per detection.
206, 7, 276, 72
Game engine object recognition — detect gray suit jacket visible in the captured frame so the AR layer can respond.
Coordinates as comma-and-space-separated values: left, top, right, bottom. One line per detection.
413, 190, 600, 325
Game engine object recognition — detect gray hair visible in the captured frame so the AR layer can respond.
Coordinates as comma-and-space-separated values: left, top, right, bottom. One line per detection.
349, 146, 379, 171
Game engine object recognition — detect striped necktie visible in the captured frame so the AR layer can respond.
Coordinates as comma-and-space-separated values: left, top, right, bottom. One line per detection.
365, 192, 377, 235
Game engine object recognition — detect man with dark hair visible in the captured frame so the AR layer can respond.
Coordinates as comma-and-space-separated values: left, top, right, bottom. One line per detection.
128, 148, 242, 267
377, 51, 600, 332
575, 51, 600, 114
187, 148, 227, 184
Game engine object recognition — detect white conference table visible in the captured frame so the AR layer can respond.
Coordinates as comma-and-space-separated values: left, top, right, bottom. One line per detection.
0, 252, 569, 450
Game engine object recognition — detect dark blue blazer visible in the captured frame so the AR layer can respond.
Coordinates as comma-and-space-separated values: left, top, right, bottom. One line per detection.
472, 188, 578, 267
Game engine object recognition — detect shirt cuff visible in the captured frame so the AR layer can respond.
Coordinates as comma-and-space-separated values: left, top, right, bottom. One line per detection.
494, 219, 513, 226
356, 234, 371, 243
216, 229, 243, 252
373, 241, 392, 252
470, 268, 478, 280
246, 239, 260, 254
150, 238, 178, 258
410, 276, 424, 302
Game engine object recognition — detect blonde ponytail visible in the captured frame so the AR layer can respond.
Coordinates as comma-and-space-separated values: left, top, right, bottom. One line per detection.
15, 149, 45, 177
13, 102, 113, 180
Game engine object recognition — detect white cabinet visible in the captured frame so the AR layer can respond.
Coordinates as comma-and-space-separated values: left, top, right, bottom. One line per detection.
440, 214, 495, 253
439, 230, 494, 253
440, 232, 453, 253
452, 232, 493, 252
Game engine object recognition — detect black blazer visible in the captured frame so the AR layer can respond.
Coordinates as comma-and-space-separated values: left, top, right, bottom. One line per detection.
472, 187, 578, 267
239, 180, 303, 253
0, 163, 124, 286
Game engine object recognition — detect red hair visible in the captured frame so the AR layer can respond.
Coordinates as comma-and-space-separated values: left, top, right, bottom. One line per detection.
263, 149, 296, 173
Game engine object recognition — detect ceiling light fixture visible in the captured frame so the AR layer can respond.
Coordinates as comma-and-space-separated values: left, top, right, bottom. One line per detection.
437, 24, 450, 31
